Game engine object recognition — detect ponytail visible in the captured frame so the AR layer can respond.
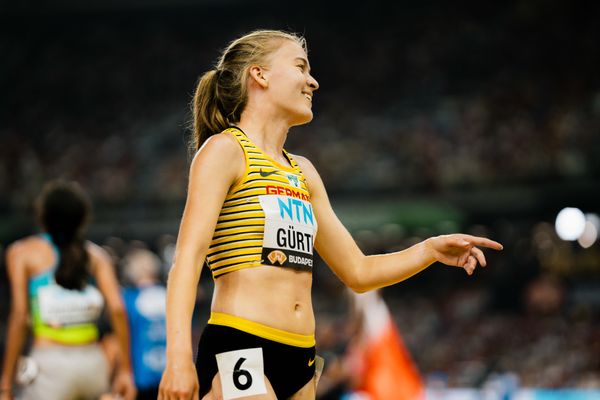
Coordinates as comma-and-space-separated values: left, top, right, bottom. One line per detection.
36, 180, 92, 291
191, 70, 229, 152
190, 30, 307, 153
53, 237, 90, 291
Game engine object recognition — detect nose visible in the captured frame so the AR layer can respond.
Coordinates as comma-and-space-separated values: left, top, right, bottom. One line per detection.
307, 74, 319, 91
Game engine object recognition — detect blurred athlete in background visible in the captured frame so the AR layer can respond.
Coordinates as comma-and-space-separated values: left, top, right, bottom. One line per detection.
0, 180, 136, 400
158, 30, 503, 400
122, 248, 167, 400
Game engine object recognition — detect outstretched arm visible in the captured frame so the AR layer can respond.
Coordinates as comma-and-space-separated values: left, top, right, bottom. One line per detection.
295, 156, 503, 293
0, 243, 30, 400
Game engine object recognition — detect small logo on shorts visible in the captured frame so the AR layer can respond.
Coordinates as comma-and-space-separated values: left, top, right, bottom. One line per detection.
267, 250, 287, 265
308, 357, 316, 367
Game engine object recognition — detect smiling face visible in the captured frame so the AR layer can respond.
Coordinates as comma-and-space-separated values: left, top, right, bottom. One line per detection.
261, 40, 319, 126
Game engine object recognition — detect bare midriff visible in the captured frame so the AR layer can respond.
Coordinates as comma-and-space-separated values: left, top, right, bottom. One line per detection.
211, 265, 315, 336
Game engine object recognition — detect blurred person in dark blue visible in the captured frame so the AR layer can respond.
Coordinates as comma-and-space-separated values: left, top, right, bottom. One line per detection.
122, 248, 167, 400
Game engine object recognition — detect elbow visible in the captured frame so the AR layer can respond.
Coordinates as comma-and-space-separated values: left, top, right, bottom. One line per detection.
168, 247, 207, 281
344, 256, 376, 294
348, 284, 369, 294
346, 278, 373, 294
344, 260, 370, 294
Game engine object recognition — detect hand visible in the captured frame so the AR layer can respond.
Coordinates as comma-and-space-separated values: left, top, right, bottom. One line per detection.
425, 234, 503, 275
111, 369, 137, 400
158, 359, 200, 400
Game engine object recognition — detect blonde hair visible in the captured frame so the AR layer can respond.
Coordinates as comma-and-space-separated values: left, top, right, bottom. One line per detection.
191, 30, 307, 152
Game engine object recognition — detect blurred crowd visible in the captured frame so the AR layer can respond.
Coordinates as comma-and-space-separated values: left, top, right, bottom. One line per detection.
1, 2, 599, 210
311, 221, 600, 395
3, 217, 597, 395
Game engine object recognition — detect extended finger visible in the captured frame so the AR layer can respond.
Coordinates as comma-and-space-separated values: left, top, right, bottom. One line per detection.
463, 235, 503, 250
470, 247, 487, 267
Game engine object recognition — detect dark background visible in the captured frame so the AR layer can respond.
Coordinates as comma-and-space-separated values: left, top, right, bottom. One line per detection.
1, 0, 599, 391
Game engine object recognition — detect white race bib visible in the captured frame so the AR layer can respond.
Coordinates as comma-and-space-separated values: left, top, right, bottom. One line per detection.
215, 348, 267, 399
38, 284, 104, 326
259, 195, 317, 270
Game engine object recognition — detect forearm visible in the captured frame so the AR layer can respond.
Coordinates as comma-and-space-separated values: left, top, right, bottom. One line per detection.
165, 261, 201, 361
0, 312, 28, 390
356, 240, 436, 292
110, 306, 133, 373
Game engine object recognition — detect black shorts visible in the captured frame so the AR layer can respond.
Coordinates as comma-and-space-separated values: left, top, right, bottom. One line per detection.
196, 313, 316, 399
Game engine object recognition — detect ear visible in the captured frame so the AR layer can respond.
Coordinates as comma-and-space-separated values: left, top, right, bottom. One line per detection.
248, 65, 269, 89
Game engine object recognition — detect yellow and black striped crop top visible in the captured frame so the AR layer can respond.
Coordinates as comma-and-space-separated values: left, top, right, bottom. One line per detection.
206, 127, 318, 278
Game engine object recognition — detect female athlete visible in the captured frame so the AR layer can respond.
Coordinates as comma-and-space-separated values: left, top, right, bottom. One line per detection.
158, 30, 503, 400
0, 181, 136, 400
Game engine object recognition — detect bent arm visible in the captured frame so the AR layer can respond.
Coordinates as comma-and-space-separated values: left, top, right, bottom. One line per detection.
1, 244, 30, 396
304, 166, 433, 292
296, 156, 502, 293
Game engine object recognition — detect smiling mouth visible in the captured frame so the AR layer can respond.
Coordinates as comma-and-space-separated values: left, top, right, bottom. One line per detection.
303, 92, 312, 102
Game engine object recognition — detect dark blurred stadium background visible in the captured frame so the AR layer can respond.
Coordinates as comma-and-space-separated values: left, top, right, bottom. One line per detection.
1, 0, 599, 397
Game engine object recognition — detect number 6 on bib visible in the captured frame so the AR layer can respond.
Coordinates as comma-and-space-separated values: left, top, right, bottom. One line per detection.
215, 348, 267, 399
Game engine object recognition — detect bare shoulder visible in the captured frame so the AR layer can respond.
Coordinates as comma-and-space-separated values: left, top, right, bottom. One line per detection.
5, 236, 46, 276
86, 241, 110, 260
189, 132, 245, 181
290, 154, 319, 177
85, 241, 113, 273
192, 132, 243, 164
289, 154, 324, 189
6, 236, 44, 260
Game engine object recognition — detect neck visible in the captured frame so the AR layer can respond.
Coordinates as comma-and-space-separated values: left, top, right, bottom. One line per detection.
238, 104, 290, 160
